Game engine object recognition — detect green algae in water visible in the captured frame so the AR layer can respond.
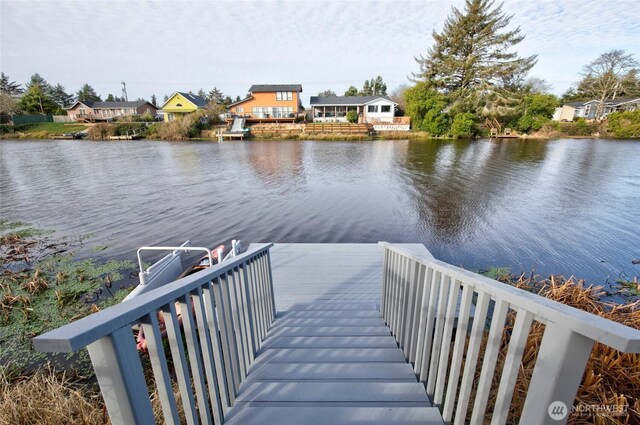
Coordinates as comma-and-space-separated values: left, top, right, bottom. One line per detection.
0, 220, 138, 374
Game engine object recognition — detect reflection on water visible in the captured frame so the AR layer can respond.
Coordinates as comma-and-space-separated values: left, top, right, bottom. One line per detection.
0, 138, 638, 285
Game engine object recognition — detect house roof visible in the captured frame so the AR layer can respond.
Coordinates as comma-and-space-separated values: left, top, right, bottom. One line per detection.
608, 97, 640, 106
175, 92, 208, 107
67, 100, 155, 109
159, 92, 208, 109
248, 84, 303, 93
228, 96, 253, 108
566, 101, 586, 108
309, 95, 396, 106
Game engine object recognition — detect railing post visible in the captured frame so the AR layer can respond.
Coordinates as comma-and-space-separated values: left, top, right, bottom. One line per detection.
86, 326, 155, 425
520, 325, 595, 424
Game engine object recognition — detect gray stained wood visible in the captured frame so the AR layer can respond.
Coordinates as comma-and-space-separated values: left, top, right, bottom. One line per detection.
225, 244, 444, 424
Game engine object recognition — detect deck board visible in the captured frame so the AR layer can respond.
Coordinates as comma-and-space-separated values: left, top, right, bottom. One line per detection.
228, 243, 444, 425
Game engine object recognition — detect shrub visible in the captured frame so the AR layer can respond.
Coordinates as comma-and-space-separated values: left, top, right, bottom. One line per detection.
450, 112, 477, 138
87, 123, 116, 139
607, 110, 640, 138
346, 110, 358, 123
516, 114, 549, 133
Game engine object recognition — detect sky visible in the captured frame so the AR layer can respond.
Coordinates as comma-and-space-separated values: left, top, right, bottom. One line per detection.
1, 0, 639, 106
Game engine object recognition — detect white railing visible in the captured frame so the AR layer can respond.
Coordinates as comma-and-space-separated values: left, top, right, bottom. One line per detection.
379, 242, 640, 425
34, 243, 276, 425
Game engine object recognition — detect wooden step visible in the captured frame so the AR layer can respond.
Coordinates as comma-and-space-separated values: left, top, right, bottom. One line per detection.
261, 335, 398, 349
246, 362, 417, 382
225, 406, 444, 425
254, 348, 407, 363
265, 326, 390, 337
235, 382, 430, 404
272, 317, 385, 327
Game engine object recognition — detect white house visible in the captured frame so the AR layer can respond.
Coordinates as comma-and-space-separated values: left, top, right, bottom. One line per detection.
309, 95, 398, 124
553, 97, 640, 121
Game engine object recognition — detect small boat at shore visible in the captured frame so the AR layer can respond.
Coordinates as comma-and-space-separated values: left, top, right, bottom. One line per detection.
127, 240, 244, 351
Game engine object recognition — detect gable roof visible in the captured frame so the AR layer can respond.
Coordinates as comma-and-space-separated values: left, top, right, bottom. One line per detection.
309, 95, 396, 106
161, 92, 209, 109
228, 96, 253, 108
249, 84, 303, 93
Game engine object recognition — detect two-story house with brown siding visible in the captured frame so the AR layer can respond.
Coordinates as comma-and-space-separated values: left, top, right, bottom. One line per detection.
67, 100, 158, 122
228, 84, 303, 122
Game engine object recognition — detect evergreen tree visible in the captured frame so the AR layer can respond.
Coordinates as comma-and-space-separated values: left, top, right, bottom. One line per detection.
26, 73, 52, 94
361, 80, 372, 96
414, 0, 536, 112
17, 85, 59, 115
235, 95, 241, 102
105, 94, 115, 102
151, 94, 157, 106
207, 87, 225, 104
223, 95, 232, 105
318, 89, 337, 97
163, 94, 169, 103
344, 86, 359, 96
0, 72, 23, 96
197, 88, 207, 100
49, 83, 73, 108
76, 83, 101, 102
371, 76, 387, 96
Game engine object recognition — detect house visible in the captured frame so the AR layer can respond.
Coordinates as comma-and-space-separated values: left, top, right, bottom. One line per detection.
67, 100, 157, 122
161, 92, 208, 122
309, 95, 397, 124
228, 84, 303, 122
553, 97, 640, 121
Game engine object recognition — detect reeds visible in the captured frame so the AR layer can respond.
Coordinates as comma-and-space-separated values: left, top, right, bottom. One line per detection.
484, 275, 640, 424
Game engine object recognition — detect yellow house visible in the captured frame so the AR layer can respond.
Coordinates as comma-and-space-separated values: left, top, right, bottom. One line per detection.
161, 92, 209, 122
228, 84, 303, 122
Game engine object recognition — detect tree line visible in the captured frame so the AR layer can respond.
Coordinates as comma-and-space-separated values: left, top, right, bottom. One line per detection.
0, 73, 239, 118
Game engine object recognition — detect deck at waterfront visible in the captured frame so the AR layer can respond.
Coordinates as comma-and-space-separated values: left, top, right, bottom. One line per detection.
225, 244, 443, 424
34, 242, 640, 425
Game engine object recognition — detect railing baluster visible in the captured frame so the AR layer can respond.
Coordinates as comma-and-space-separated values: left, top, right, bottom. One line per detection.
252, 257, 267, 341
141, 311, 180, 425
162, 302, 199, 424
454, 291, 491, 425
520, 325, 595, 424
191, 287, 224, 424
491, 309, 534, 425
418, 269, 441, 382
427, 273, 451, 396
217, 273, 241, 398
434, 278, 461, 405
470, 299, 510, 424
264, 251, 277, 322
381, 247, 390, 318
442, 283, 474, 422
408, 262, 425, 365
401, 259, 418, 355
414, 266, 434, 375
179, 294, 213, 425
202, 281, 231, 413
86, 326, 155, 425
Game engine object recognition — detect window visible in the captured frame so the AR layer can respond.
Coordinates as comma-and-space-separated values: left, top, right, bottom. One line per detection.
276, 91, 292, 101
381, 105, 391, 113
368, 105, 378, 113
236, 107, 243, 113
79, 108, 86, 115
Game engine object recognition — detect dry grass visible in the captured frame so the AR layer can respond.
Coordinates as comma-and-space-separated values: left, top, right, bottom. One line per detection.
479, 276, 640, 424
0, 366, 108, 425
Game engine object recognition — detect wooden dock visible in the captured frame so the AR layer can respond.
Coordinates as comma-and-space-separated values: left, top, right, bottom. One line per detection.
225, 244, 443, 424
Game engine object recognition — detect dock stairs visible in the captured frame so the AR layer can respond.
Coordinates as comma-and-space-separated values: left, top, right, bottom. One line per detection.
34, 243, 640, 425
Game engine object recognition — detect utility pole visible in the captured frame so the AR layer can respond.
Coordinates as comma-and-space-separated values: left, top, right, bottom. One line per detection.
121, 81, 128, 102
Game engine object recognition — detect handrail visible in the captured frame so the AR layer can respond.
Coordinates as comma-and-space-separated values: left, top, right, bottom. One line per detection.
379, 242, 640, 353
33, 242, 276, 425
379, 242, 640, 425
34, 243, 273, 353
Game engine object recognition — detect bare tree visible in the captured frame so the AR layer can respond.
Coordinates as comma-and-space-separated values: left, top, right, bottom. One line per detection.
579, 50, 639, 120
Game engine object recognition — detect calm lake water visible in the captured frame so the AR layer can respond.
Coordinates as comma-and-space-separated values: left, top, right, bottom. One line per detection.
1, 138, 639, 288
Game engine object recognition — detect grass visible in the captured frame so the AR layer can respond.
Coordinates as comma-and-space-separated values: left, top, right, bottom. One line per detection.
5, 122, 88, 138
0, 220, 137, 374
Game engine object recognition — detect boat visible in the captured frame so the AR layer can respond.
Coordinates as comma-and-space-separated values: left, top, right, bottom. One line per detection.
128, 240, 245, 351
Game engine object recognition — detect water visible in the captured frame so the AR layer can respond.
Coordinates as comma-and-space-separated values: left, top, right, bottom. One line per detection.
1, 138, 638, 287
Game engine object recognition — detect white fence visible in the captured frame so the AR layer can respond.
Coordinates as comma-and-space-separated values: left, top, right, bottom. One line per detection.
380, 242, 640, 425
52, 115, 72, 122
34, 243, 276, 425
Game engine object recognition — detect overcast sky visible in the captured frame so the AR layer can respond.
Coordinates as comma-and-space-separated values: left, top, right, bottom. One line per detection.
1, 0, 639, 105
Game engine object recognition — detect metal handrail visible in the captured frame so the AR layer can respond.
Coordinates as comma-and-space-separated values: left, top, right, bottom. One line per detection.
137, 244, 213, 276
